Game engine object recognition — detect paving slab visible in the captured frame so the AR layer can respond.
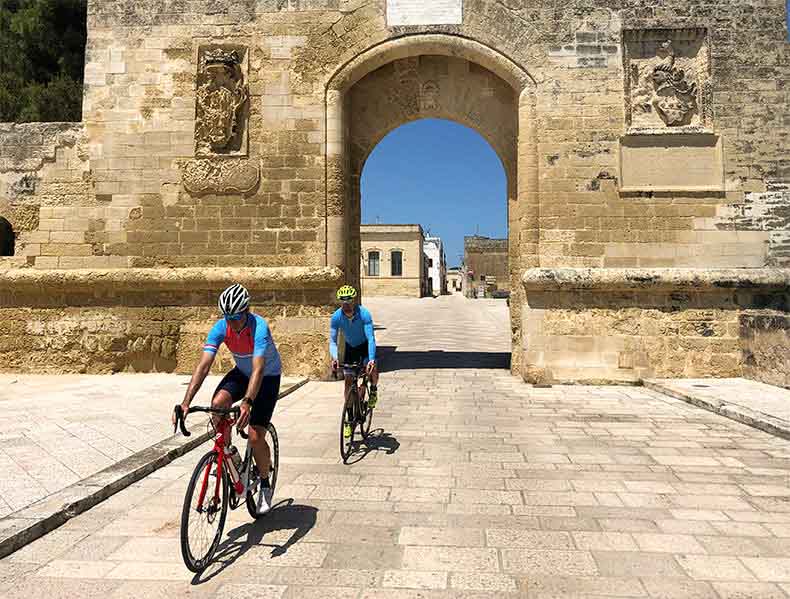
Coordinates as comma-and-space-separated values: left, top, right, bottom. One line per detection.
645, 377, 790, 440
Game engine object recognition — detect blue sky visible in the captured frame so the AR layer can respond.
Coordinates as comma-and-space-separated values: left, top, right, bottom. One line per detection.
361, 118, 507, 269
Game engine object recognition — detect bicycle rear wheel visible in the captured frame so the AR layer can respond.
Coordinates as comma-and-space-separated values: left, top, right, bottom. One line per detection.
180, 450, 229, 572
340, 391, 356, 463
246, 423, 279, 519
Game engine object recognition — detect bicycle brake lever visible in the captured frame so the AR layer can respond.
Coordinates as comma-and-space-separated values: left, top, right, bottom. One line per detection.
174, 405, 191, 437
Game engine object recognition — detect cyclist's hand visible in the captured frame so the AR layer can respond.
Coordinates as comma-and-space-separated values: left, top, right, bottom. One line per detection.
237, 402, 251, 431
172, 402, 189, 426
366, 360, 376, 374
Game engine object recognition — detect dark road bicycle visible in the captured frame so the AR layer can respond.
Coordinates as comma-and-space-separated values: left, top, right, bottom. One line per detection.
173, 404, 279, 572
335, 362, 373, 463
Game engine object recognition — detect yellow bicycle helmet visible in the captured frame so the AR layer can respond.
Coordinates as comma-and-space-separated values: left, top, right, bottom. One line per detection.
336, 285, 357, 301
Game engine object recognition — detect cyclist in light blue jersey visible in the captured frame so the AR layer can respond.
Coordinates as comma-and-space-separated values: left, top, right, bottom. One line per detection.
329, 285, 379, 408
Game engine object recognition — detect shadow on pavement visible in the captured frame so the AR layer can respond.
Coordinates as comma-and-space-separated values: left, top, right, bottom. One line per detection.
345, 428, 400, 465
193, 500, 318, 584
377, 345, 511, 372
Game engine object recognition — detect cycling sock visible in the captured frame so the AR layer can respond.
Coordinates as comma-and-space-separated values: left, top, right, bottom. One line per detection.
261, 477, 271, 488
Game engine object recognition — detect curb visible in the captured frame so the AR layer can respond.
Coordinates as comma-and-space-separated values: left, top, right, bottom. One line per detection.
0, 377, 308, 559
644, 379, 790, 441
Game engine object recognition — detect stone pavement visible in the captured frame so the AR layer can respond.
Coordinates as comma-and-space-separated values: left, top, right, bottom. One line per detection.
2, 296, 790, 598
646, 378, 790, 440
0, 373, 302, 516
365, 295, 511, 370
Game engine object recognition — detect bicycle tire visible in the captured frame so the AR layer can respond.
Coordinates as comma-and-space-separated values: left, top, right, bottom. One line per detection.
340, 389, 356, 463
180, 450, 229, 572
360, 387, 373, 440
246, 423, 280, 519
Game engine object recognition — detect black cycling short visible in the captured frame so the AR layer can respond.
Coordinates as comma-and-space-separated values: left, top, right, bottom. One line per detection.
344, 341, 370, 367
213, 367, 280, 428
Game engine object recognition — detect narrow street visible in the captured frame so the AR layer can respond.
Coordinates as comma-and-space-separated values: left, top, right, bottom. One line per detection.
2, 296, 790, 598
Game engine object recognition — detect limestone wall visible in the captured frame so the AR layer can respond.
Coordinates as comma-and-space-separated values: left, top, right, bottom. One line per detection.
360, 224, 424, 297
464, 236, 509, 292
361, 276, 421, 297
0, 123, 93, 267
0, 0, 771, 272
0, 267, 341, 377
0, 0, 787, 381
740, 313, 790, 390
522, 268, 790, 385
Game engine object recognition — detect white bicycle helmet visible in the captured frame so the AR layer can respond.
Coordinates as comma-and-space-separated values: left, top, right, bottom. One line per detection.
218, 283, 250, 316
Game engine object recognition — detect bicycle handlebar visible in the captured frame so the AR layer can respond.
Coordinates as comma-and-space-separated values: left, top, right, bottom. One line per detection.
173, 404, 248, 439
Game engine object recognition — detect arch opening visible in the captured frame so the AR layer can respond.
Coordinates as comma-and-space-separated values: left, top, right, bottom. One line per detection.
360, 118, 508, 301
325, 34, 540, 375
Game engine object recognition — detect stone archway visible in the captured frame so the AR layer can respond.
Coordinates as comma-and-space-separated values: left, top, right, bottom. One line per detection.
324, 34, 538, 373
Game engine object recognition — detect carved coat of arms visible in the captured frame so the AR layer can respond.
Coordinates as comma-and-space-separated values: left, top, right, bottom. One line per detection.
195, 48, 248, 155
650, 40, 698, 127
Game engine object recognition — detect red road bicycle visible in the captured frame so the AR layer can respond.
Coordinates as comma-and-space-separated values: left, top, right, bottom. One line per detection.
173, 404, 279, 572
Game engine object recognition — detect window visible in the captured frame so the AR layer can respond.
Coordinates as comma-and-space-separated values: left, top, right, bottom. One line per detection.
368, 251, 380, 276
0, 217, 14, 257
428, 258, 433, 267
480, 275, 486, 282
391, 250, 403, 276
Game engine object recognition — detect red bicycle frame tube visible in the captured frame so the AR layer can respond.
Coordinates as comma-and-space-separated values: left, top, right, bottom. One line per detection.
196, 416, 237, 508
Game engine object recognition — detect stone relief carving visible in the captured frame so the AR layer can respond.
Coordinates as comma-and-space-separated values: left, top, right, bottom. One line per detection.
195, 46, 248, 156
184, 45, 255, 196
421, 80, 440, 111
182, 159, 260, 195
9, 173, 37, 197
651, 41, 698, 126
623, 29, 710, 132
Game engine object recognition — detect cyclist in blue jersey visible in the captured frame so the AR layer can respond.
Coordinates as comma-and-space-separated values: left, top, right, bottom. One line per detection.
173, 283, 281, 515
330, 285, 379, 413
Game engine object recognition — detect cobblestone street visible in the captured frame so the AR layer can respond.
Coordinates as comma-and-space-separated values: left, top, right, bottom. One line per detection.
2, 296, 790, 598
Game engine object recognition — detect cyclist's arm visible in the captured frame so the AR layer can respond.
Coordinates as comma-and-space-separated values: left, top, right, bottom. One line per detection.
329, 316, 340, 360
184, 321, 223, 405
247, 319, 271, 401
244, 355, 265, 402
363, 313, 376, 362
183, 350, 215, 406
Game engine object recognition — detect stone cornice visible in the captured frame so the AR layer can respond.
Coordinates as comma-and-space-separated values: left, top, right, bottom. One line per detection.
522, 268, 790, 292
0, 266, 344, 307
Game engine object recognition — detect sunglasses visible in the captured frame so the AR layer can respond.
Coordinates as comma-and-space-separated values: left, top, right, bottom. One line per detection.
339, 297, 354, 303
224, 312, 245, 321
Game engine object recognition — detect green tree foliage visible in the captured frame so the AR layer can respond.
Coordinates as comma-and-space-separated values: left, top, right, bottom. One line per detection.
0, 0, 87, 122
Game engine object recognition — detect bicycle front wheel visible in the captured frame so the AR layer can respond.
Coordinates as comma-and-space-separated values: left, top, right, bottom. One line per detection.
360, 393, 373, 440
180, 450, 229, 572
340, 392, 356, 463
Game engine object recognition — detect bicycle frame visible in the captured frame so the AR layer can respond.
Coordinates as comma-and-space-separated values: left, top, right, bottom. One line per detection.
196, 415, 244, 510
341, 364, 369, 419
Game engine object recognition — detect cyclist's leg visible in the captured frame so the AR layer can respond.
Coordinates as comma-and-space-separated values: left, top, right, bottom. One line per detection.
248, 375, 280, 476
211, 368, 246, 436
369, 361, 379, 386
365, 340, 379, 406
